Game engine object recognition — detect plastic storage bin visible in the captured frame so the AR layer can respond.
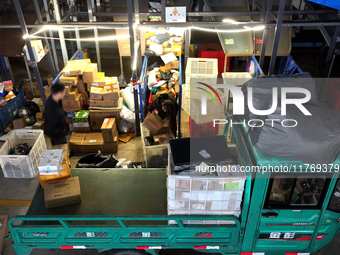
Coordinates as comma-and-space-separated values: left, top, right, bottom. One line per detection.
0, 89, 26, 130
185, 58, 218, 85
141, 124, 168, 168
0, 130, 46, 178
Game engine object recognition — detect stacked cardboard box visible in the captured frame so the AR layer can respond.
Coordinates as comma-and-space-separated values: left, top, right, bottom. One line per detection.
69, 132, 118, 153
73, 110, 91, 132
90, 107, 121, 132
38, 149, 64, 175
62, 85, 83, 112
101, 118, 117, 143
89, 77, 120, 108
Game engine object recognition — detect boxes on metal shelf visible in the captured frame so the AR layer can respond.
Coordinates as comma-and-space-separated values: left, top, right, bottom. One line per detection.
38, 149, 64, 175
0, 130, 46, 178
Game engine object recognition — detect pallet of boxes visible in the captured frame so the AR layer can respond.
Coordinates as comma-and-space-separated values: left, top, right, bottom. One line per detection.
37, 146, 81, 209
58, 59, 121, 154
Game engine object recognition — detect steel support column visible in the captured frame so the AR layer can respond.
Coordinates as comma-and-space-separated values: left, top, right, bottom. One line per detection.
127, 0, 141, 137
4, 57, 15, 84
259, 0, 272, 69
23, 56, 35, 98
323, 25, 340, 77
161, 0, 166, 22
13, 0, 46, 104
268, 0, 286, 75
33, 0, 56, 78
75, 28, 81, 50
43, 0, 60, 72
53, 0, 68, 66
134, 0, 142, 73
184, 29, 191, 83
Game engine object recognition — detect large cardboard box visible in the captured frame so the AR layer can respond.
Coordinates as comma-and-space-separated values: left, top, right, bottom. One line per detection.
62, 59, 90, 76
82, 63, 98, 84
101, 118, 117, 143
0, 215, 9, 255
44, 176, 81, 209
90, 77, 106, 87
90, 99, 118, 108
63, 87, 79, 100
39, 162, 71, 189
143, 113, 168, 135
76, 79, 89, 99
62, 94, 83, 112
102, 88, 120, 101
90, 86, 104, 100
23, 81, 40, 99
59, 75, 80, 86
69, 132, 118, 153
12, 118, 27, 129
90, 109, 120, 126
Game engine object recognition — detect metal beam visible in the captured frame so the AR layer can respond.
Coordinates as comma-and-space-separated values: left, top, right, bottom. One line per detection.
13, 0, 46, 104
3, 57, 15, 84
43, 0, 59, 72
161, 0, 166, 22
127, 0, 141, 137
268, 0, 286, 75
323, 25, 340, 77
184, 29, 191, 83
259, 0, 273, 69
53, 0, 68, 66
33, 0, 56, 78
134, 0, 142, 73
23, 56, 35, 98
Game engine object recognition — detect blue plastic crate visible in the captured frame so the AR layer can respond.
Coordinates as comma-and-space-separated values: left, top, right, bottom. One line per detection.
0, 89, 26, 130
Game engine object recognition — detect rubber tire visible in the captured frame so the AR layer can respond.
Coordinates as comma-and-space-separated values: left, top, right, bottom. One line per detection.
108, 249, 149, 255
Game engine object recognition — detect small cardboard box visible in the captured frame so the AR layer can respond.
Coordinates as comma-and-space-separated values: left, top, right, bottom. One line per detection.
69, 132, 118, 153
102, 88, 119, 101
32, 121, 44, 129
39, 162, 71, 189
0, 215, 9, 255
44, 176, 81, 209
63, 87, 79, 100
59, 75, 80, 86
143, 113, 164, 135
90, 86, 104, 100
170, 60, 179, 69
101, 118, 117, 143
62, 59, 90, 76
90, 109, 121, 126
62, 94, 83, 112
160, 63, 171, 73
82, 63, 98, 84
90, 99, 118, 108
105, 76, 118, 85
23, 40, 44, 62
153, 133, 170, 145
73, 110, 89, 124
90, 77, 106, 87
36, 112, 44, 121
12, 118, 27, 129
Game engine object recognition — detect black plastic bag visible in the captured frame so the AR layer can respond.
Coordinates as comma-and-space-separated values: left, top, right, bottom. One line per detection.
76, 151, 118, 168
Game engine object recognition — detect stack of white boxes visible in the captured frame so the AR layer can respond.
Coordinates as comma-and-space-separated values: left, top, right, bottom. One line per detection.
38, 150, 64, 175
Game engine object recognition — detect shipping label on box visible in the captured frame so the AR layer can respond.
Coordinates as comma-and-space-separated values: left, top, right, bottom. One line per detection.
143, 113, 168, 135
62, 59, 90, 76
101, 118, 117, 142
59, 75, 80, 86
44, 176, 81, 209
90, 77, 106, 87
82, 63, 98, 84
73, 110, 89, 123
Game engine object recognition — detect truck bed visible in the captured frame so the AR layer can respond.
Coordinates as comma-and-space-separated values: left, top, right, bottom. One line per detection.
25, 168, 167, 224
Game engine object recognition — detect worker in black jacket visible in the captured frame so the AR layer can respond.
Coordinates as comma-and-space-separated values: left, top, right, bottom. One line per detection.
44, 84, 68, 145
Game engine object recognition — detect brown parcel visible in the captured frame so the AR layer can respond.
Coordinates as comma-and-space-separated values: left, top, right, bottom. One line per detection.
58, 75, 80, 86
62, 59, 90, 76
44, 176, 81, 209
32, 121, 44, 129
63, 86, 79, 100
90, 86, 103, 100
143, 112, 169, 135
101, 118, 117, 143
170, 60, 179, 69
38, 99, 44, 112
90, 109, 120, 126
12, 118, 27, 129
90, 76, 106, 87
82, 63, 98, 84
62, 94, 83, 112
69, 132, 118, 153
90, 99, 118, 108
0, 215, 9, 255
36, 112, 44, 121
153, 133, 170, 145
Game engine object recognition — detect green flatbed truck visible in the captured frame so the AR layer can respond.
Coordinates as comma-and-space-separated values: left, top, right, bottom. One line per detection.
8, 116, 340, 255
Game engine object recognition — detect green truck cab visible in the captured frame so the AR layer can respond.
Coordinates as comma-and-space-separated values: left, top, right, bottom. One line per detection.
8, 116, 340, 255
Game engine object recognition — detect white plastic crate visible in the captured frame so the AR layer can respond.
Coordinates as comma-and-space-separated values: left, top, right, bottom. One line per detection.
0, 130, 46, 178
141, 124, 168, 168
185, 58, 218, 89
221, 72, 253, 112
168, 197, 242, 211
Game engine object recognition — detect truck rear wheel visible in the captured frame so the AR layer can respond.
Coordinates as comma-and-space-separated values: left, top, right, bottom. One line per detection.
108, 250, 149, 255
